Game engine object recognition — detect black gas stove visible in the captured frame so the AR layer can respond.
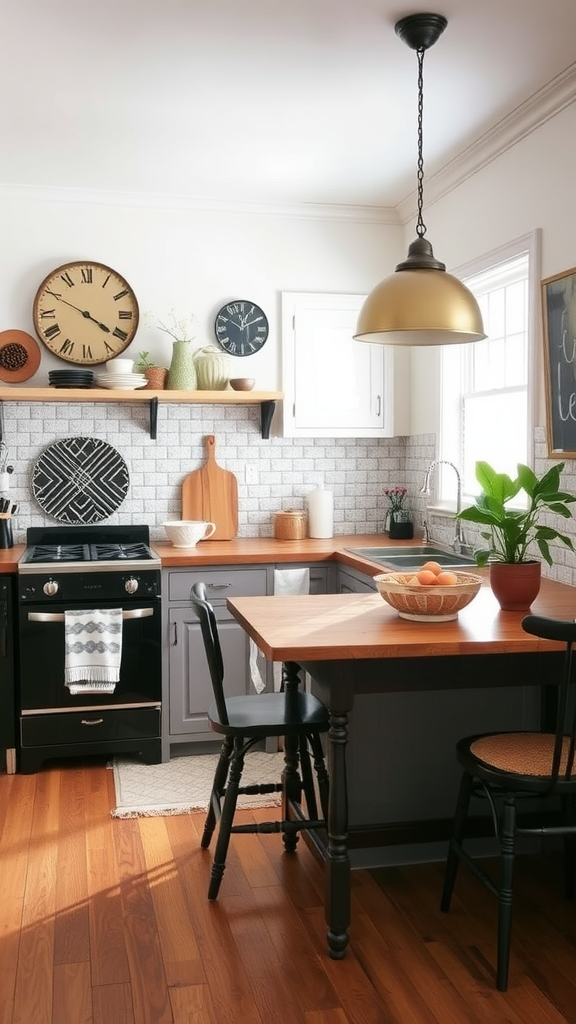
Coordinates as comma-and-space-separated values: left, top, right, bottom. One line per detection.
19, 525, 161, 574
18, 525, 161, 604
16, 524, 163, 773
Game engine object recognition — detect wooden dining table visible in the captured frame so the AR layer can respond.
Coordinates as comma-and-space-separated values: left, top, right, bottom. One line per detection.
227, 577, 576, 959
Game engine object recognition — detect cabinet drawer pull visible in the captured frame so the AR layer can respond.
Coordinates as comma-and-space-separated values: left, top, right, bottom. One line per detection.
80, 718, 104, 726
207, 582, 232, 590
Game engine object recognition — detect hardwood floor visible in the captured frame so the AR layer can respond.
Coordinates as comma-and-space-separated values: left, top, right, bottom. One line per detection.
1, 760, 575, 1024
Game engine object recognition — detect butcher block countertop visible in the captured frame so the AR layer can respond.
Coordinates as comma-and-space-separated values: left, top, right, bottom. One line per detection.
0, 533, 387, 575
153, 533, 394, 570
227, 578, 576, 662
3, 532, 576, 653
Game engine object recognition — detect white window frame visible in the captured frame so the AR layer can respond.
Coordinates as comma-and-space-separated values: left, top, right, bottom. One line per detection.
436, 230, 540, 510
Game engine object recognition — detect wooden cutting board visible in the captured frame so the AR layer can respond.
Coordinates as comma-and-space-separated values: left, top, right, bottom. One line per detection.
181, 435, 238, 540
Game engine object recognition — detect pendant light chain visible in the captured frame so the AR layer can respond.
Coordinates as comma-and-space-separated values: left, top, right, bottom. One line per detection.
416, 46, 426, 240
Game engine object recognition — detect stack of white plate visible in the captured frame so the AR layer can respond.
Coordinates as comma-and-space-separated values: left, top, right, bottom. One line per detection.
94, 371, 147, 391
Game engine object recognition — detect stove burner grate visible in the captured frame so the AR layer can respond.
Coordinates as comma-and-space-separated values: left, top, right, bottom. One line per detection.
27, 544, 90, 563
92, 543, 152, 562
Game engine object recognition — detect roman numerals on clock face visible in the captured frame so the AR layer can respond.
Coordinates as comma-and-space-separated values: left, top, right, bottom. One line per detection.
214, 299, 269, 357
33, 261, 139, 365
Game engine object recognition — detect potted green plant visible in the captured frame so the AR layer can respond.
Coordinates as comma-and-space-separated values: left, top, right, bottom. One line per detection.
456, 461, 576, 609
135, 351, 156, 371
135, 352, 167, 390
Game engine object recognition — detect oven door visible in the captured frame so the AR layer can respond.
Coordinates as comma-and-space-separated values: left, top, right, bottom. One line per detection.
18, 597, 161, 711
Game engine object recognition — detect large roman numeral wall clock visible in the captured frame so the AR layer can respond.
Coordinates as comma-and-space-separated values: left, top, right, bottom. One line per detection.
32, 260, 139, 365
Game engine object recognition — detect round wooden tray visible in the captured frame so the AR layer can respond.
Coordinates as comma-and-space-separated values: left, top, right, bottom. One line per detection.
0, 330, 41, 383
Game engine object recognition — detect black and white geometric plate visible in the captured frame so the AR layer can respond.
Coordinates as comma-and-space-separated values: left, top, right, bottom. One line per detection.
32, 437, 130, 524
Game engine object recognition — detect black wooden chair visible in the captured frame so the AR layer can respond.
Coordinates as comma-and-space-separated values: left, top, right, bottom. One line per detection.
189, 581, 330, 900
441, 614, 576, 991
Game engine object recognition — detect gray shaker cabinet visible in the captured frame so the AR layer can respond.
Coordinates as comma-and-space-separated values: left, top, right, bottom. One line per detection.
163, 566, 268, 756
338, 565, 377, 593
162, 562, 332, 759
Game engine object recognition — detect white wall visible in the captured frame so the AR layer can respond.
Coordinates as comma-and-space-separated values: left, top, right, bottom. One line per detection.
0, 189, 413, 543
408, 101, 576, 435
0, 188, 403, 391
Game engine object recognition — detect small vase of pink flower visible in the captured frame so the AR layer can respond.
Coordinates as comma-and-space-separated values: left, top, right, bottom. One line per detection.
383, 486, 413, 539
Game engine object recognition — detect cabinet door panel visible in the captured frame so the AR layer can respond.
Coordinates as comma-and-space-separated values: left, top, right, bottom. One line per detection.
338, 569, 377, 593
169, 610, 248, 735
282, 291, 394, 437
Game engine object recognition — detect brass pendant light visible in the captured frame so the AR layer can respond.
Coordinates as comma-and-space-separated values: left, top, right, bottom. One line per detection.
355, 13, 486, 347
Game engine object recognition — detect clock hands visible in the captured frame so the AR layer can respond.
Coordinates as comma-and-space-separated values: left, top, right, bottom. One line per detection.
46, 289, 111, 333
242, 316, 264, 329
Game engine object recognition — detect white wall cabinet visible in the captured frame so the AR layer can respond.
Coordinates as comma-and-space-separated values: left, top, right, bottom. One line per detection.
281, 291, 401, 438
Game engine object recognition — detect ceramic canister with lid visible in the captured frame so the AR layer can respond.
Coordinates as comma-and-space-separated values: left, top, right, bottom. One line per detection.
273, 510, 307, 540
193, 345, 230, 390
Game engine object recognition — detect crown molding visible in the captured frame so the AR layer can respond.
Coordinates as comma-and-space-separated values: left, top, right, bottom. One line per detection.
0, 182, 399, 225
396, 62, 576, 226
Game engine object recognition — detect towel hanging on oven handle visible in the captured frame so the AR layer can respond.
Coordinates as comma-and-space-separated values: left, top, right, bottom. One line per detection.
28, 607, 154, 623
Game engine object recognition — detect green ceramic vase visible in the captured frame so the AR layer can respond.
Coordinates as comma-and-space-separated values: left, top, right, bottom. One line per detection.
166, 341, 197, 390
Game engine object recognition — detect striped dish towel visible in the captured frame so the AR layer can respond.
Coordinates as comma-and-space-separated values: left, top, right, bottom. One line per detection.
64, 608, 123, 694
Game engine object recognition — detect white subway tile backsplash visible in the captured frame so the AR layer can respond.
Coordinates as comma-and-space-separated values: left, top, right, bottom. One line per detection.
4, 406, 576, 586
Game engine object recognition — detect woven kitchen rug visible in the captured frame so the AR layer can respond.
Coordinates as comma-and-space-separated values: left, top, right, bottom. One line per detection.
111, 750, 285, 818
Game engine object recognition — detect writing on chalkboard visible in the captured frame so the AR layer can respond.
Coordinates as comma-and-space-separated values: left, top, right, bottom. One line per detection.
542, 267, 576, 457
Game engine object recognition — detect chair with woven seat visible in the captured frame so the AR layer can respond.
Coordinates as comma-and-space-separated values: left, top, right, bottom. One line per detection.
440, 613, 576, 991
189, 581, 330, 900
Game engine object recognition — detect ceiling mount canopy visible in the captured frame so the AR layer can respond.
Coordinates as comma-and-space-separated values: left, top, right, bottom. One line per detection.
355, 12, 486, 348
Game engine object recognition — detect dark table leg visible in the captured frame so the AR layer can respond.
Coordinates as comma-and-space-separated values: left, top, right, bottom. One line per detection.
299, 659, 353, 959
325, 704, 350, 958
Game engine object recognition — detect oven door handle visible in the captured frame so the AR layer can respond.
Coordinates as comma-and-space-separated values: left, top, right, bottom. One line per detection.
27, 607, 155, 623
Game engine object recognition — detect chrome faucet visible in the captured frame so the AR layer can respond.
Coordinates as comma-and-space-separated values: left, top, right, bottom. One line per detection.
420, 459, 465, 553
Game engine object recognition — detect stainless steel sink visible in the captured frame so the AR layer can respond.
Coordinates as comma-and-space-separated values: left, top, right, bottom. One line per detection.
345, 545, 477, 570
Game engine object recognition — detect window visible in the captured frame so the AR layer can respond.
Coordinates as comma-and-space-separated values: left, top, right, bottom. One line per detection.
438, 232, 539, 506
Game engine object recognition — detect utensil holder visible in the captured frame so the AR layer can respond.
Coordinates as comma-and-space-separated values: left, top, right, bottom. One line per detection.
0, 514, 13, 549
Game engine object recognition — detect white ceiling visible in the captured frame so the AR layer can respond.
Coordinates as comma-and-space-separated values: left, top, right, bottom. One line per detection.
4, 0, 576, 212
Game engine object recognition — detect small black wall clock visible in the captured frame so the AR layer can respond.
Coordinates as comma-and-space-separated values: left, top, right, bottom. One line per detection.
214, 299, 269, 357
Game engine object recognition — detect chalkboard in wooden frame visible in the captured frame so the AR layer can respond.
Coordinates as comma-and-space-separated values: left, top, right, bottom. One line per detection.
541, 265, 576, 458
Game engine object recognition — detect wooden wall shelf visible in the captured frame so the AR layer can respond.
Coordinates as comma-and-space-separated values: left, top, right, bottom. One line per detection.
0, 388, 282, 439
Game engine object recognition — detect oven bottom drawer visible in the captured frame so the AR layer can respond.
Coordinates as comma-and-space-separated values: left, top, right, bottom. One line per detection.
21, 707, 161, 747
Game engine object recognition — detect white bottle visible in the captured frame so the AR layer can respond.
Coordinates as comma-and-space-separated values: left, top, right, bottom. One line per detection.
307, 481, 334, 538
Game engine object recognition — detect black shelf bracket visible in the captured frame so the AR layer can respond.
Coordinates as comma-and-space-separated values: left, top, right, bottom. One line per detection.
260, 400, 275, 439
149, 397, 159, 440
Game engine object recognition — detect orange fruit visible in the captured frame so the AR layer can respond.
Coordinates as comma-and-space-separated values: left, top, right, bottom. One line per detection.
416, 569, 438, 586
420, 560, 442, 575
436, 571, 458, 586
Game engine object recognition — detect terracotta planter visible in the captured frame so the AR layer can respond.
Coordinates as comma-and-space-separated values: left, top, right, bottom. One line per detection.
143, 366, 167, 390
489, 560, 541, 611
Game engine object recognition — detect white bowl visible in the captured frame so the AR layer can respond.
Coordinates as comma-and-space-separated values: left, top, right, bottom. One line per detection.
106, 358, 134, 373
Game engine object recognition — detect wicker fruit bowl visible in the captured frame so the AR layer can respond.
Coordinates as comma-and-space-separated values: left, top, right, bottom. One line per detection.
373, 571, 483, 622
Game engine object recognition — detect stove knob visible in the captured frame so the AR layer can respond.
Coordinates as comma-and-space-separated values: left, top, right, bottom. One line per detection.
125, 577, 139, 595
43, 579, 59, 597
